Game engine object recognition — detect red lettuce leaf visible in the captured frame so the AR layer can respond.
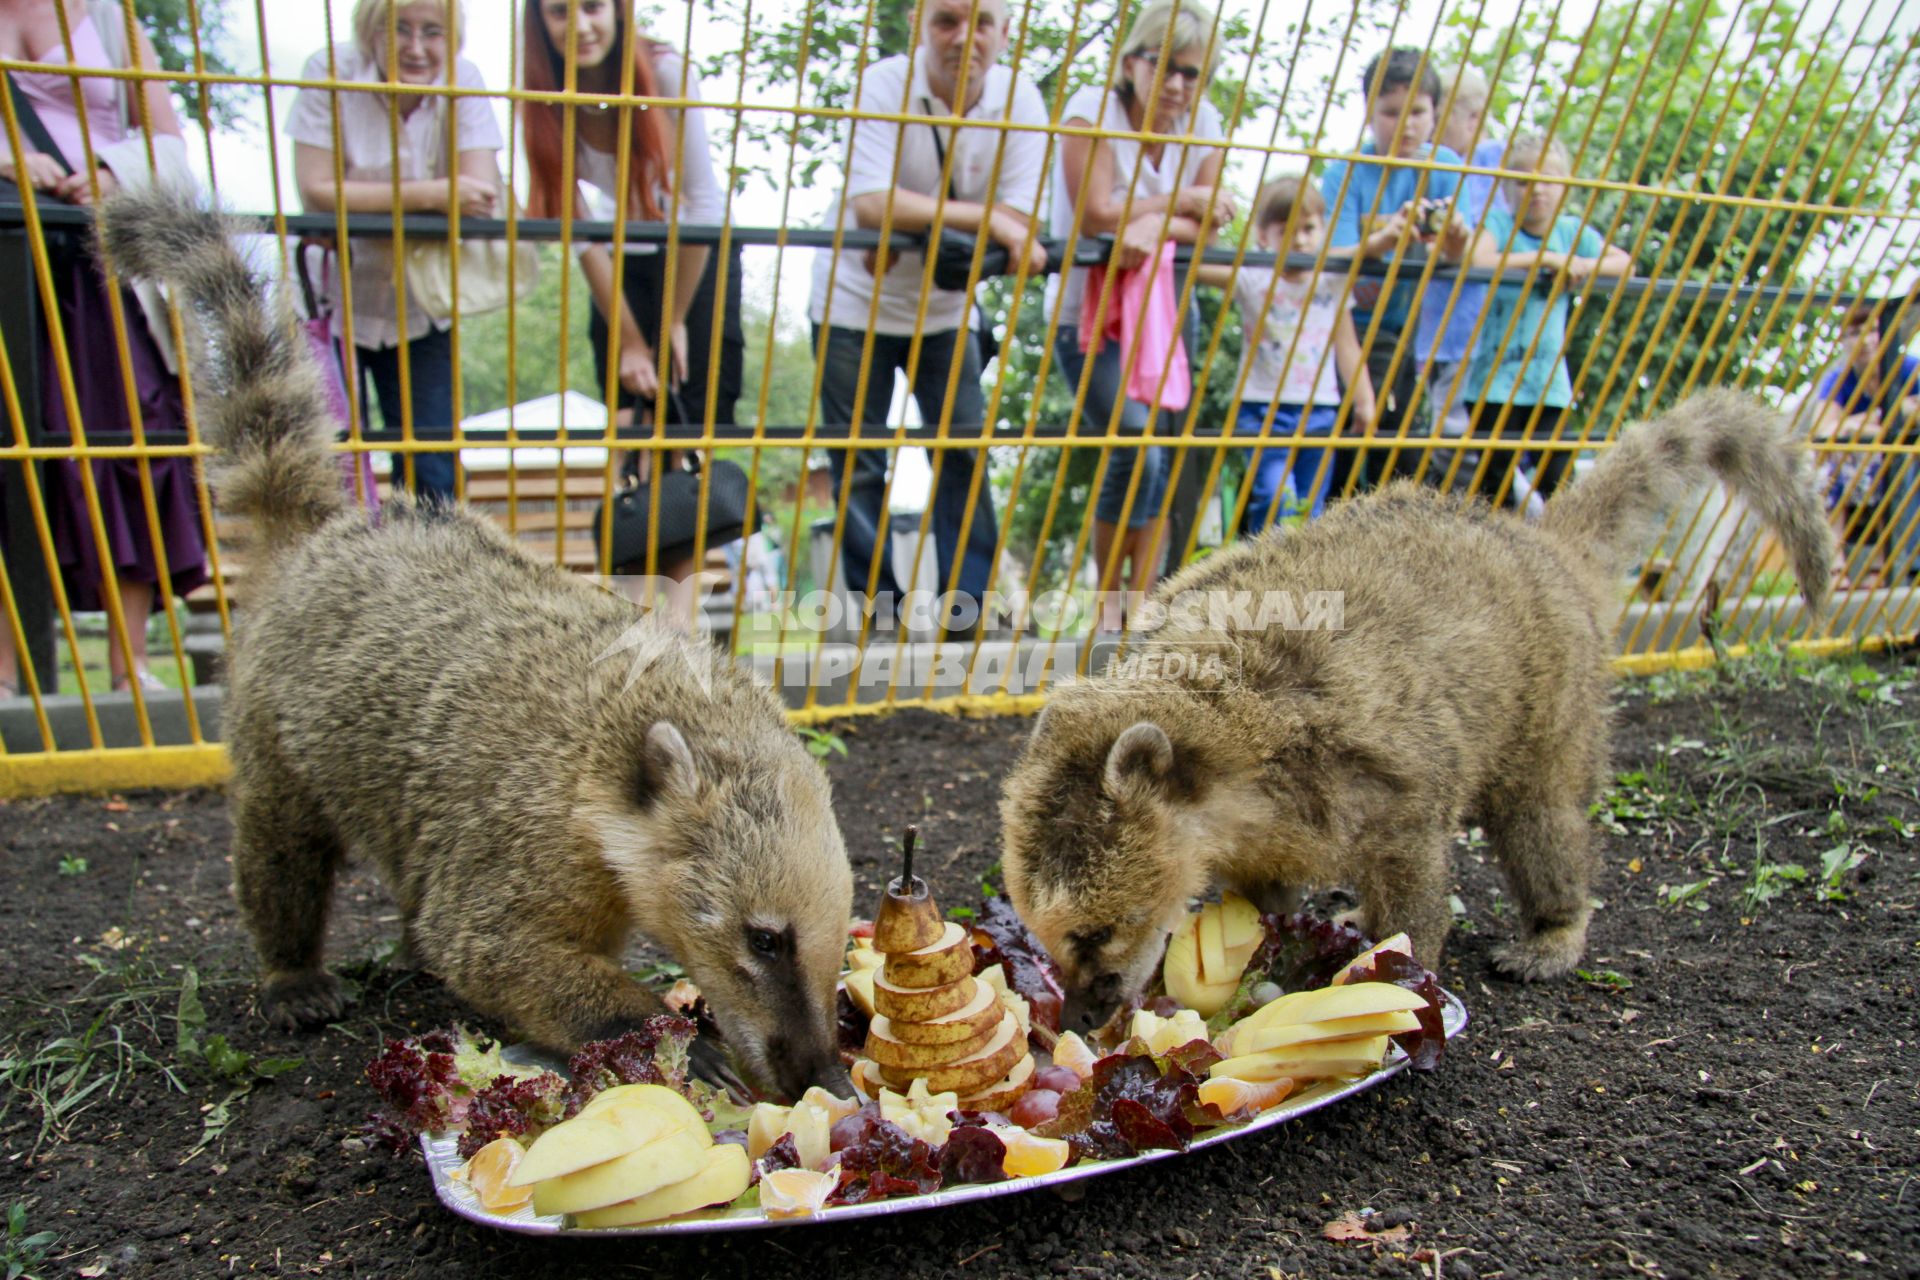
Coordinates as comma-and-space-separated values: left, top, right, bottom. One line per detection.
1033, 1048, 1215, 1159
968, 896, 1065, 1033
751, 1133, 801, 1185
364, 1036, 463, 1150
564, 1016, 698, 1109
827, 1115, 943, 1204
939, 1121, 1011, 1186
1339, 949, 1448, 1070
456, 1070, 569, 1161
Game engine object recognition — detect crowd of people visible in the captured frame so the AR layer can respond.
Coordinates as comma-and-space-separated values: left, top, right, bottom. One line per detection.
0, 0, 1913, 692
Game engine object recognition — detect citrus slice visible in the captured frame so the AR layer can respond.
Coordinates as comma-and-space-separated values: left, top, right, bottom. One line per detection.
454, 1136, 534, 1214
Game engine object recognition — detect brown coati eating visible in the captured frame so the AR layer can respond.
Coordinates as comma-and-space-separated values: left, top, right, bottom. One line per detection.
95, 187, 852, 1098
999, 391, 1834, 1030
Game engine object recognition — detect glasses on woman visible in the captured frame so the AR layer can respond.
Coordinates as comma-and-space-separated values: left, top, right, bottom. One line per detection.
1131, 52, 1203, 84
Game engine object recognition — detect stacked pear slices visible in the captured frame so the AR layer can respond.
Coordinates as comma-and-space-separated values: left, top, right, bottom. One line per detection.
851, 875, 1034, 1111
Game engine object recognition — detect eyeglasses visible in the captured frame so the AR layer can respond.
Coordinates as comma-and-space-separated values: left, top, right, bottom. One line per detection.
1131, 53, 1204, 84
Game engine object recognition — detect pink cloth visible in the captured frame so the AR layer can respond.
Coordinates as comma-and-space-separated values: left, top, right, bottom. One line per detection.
15, 14, 122, 168
1078, 242, 1192, 412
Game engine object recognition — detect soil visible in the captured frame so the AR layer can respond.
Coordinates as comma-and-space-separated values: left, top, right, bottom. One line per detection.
2, 651, 1917, 1280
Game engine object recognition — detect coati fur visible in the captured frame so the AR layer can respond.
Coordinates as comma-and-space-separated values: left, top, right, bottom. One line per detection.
1000, 392, 1834, 1027
95, 188, 853, 1097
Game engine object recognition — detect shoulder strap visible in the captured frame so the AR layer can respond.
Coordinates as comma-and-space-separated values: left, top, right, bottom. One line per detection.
922, 97, 958, 202
5, 73, 74, 175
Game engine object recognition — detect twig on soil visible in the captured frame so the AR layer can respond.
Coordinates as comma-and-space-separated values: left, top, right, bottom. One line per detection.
1721, 1174, 1824, 1221
955, 1242, 1002, 1267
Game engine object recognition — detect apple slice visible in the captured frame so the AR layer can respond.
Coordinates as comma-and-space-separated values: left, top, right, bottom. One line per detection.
510, 1095, 684, 1187
1247, 982, 1428, 1029
874, 972, 977, 1022
1209, 1035, 1392, 1085
530, 1128, 709, 1216
1234, 1009, 1423, 1054
1219, 891, 1263, 949
878, 1011, 1023, 1094
878, 1077, 962, 1146
784, 1100, 834, 1171
879, 980, 1002, 1045
884, 921, 975, 988
1331, 933, 1415, 985
1162, 911, 1239, 1017
746, 1103, 791, 1160
574, 1083, 704, 1129
843, 967, 877, 1018
1197, 905, 1227, 983
569, 1143, 751, 1228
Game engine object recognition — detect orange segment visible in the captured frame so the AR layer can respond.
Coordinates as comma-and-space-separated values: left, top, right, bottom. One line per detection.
455, 1137, 535, 1214
1197, 1075, 1296, 1117
990, 1126, 1071, 1178
1050, 1030, 1099, 1081
760, 1167, 839, 1218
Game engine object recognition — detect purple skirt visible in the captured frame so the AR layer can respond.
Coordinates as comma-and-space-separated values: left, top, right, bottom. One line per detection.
34, 252, 209, 613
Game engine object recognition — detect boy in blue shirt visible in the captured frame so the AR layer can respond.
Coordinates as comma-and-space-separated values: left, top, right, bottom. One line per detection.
1321, 47, 1488, 498
1463, 132, 1631, 504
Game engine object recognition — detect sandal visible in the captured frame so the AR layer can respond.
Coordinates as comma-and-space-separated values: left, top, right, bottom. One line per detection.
111, 668, 167, 694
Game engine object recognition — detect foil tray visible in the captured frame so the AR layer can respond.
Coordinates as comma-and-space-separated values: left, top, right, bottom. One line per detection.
422, 988, 1466, 1236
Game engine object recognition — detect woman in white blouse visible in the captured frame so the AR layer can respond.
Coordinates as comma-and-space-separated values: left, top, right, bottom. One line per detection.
1050, 0, 1233, 622
288, 0, 506, 504
521, 0, 741, 438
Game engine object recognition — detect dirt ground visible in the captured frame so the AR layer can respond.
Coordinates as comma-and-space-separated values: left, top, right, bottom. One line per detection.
2, 648, 1917, 1280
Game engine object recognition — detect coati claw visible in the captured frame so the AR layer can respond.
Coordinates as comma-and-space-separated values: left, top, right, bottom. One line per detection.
1491, 934, 1586, 982
260, 971, 345, 1028
687, 1034, 752, 1099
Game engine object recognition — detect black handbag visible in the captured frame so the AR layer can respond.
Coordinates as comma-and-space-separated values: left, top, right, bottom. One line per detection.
593, 405, 753, 571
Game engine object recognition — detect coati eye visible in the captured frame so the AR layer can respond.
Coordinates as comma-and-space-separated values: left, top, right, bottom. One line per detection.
1072, 926, 1113, 954
747, 927, 781, 958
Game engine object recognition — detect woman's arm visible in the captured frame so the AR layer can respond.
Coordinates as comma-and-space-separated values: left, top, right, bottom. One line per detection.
293, 142, 492, 215
1334, 309, 1376, 429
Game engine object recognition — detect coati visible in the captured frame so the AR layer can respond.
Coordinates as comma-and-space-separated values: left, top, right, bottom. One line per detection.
95, 188, 853, 1098
999, 392, 1834, 1029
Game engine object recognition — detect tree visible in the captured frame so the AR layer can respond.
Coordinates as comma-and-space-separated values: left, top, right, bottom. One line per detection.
455, 246, 600, 418
1433, 0, 1916, 433
136, 0, 247, 128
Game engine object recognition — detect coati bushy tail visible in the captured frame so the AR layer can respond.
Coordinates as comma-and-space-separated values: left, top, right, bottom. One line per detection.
94, 186, 345, 559
1541, 389, 1833, 622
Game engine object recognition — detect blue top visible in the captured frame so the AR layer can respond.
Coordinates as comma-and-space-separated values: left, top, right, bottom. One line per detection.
1414, 137, 1509, 364
1817, 355, 1920, 418
1322, 140, 1464, 336
1465, 208, 1607, 407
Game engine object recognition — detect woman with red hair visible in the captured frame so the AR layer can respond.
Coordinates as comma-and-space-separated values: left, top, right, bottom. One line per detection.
522, 0, 740, 434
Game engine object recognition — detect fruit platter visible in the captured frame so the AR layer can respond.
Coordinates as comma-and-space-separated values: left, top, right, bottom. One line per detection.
372, 833, 1468, 1235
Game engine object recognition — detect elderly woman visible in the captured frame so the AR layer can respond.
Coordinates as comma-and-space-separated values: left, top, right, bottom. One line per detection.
1047, 0, 1232, 625
286, 0, 506, 504
0, 0, 209, 696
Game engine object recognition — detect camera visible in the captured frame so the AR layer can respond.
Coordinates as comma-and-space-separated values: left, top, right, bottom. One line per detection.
1415, 199, 1452, 237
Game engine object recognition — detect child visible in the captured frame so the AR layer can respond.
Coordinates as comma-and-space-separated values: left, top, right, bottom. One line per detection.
1196, 178, 1377, 532
1463, 131, 1632, 503
1320, 46, 1483, 496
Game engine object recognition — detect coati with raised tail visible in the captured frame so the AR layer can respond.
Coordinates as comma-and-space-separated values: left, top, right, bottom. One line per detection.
95, 187, 852, 1098
999, 391, 1834, 1029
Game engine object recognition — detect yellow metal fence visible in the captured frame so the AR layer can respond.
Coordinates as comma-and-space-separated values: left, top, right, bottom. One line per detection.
1, 0, 1917, 793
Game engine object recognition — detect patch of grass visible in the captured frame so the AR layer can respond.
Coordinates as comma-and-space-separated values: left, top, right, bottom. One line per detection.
1741, 855, 1809, 911
1660, 879, 1713, 910
1575, 968, 1633, 991
55, 856, 87, 877
173, 966, 302, 1156
2, 1203, 56, 1280
1817, 844, 1870, 901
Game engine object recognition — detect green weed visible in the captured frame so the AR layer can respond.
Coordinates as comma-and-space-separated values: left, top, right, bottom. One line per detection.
796, 725, 848, 762
2, 1204, 56, 1280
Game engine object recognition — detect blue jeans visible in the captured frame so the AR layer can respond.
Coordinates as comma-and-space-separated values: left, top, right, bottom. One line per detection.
1053, 326, 1168, 528
1879, 444, 1920, 582
357, 327, 457, 505
816, 325, 998, 621
1237, 402, 1339, 532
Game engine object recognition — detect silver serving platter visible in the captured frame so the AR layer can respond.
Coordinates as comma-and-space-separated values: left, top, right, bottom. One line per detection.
421, 988, 1467, 1236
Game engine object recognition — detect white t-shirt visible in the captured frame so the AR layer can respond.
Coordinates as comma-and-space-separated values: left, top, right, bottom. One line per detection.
1048, 83, 1225, 321
572, 47, 726, 255
286, 46, 505, 349
808, 49, 1050, 336
1233, 268, 1346, 406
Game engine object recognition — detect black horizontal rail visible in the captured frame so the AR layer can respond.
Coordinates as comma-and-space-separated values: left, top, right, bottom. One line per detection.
0, 204, 1859, 309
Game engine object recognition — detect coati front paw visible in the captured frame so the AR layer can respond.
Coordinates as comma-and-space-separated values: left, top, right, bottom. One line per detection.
1492, 924, 1588, 982
260, 970, 346, 1028
687, 1033, 752, 1098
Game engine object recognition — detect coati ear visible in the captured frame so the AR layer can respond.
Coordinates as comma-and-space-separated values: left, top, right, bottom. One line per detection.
1103, 721, 1175, 796
637, 721, 698, 806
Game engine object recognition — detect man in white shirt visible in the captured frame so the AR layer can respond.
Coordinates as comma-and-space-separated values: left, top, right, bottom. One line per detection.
808, 0, 1049, 633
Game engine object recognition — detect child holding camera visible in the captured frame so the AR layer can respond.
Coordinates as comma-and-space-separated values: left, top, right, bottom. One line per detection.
1462, 131, 1632, 502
